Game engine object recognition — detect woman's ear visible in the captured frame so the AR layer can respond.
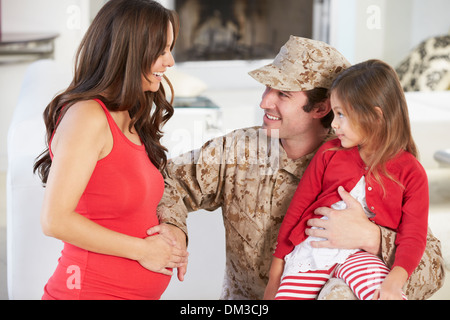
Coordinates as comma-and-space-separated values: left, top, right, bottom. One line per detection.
313, 99, 332, 119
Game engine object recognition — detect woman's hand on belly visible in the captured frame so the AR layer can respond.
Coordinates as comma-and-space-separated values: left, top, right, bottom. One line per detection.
136, 233, 189, 276
147, 223, 188, 281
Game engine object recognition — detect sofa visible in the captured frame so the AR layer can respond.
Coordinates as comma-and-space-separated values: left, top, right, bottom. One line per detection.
7, 60, 70, 299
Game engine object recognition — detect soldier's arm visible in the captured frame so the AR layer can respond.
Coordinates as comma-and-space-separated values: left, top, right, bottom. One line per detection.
379, 226, 445, 300
156, 136, 228, 240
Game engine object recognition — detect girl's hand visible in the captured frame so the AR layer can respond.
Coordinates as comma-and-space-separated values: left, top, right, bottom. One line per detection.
372, 283, 404, 300
372, 266, 408, 300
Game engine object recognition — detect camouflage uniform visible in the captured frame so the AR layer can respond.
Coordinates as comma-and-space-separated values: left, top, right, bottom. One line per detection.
157, 127, 445, 300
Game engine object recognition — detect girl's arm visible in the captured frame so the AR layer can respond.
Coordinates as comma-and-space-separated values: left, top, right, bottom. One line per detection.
264, 257, 285, 300
41, 100, 187, 274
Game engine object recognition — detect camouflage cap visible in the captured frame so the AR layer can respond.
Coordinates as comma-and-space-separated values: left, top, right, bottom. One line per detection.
248, 36, 351, 91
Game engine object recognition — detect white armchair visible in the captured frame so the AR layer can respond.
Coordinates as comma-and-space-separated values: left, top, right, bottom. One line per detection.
434, 149, 450, 168
7, 59, 71, 299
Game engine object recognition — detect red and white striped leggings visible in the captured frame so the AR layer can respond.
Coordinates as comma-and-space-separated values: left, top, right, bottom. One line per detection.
275, 251, 407, 300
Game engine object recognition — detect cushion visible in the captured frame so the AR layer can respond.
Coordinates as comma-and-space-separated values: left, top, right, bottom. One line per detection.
396, 35, 450, 92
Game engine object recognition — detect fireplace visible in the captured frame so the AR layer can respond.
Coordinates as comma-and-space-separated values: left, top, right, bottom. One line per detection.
157, 0, 330, 89
174, 0, 317, 62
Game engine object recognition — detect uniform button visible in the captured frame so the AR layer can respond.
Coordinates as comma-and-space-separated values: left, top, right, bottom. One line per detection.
368, 187, 372, 191
371, 206, 375, 211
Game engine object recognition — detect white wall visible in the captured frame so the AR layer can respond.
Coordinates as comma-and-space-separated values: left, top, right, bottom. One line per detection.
410, 0, 450, 48
1, 0, 103, 66
329, 0, 450, 66
0, 0, 100, 171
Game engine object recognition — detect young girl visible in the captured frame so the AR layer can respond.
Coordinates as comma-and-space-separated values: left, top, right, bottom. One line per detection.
265, 59, 429, 300
33, 0, 188, 300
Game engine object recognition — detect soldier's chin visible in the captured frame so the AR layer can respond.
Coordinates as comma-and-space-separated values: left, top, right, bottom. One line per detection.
261, 127, 280, 139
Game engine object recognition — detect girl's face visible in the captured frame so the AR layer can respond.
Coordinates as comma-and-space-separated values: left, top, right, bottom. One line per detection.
142, 22, 175, 92
330, 92, 364, 150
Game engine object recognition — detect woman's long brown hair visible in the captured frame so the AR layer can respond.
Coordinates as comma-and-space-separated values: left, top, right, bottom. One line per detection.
33, 0, 179, 185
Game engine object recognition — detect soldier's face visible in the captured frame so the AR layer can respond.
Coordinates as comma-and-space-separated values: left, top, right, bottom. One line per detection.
259, 87, 316, 140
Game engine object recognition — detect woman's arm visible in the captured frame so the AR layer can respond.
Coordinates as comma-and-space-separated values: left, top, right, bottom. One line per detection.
41, 101, 187, 275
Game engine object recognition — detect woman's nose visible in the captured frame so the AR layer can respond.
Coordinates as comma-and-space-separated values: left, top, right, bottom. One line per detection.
165, 51, 175, 68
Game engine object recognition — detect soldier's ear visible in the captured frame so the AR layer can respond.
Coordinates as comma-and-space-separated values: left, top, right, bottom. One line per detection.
312, 99, 331, 119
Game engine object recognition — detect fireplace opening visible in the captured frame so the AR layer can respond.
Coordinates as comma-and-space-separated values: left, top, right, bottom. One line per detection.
174, 0, 314, 62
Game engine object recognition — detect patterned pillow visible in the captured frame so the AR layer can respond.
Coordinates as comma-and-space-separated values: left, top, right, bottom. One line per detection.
396, 35, 450, 92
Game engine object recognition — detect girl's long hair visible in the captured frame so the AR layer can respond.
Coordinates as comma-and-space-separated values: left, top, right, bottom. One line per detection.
33, 0, 179, 184
330, 59, 418, 189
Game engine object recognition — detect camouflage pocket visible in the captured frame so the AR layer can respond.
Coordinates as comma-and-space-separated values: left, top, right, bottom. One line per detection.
224, 202, 263, 248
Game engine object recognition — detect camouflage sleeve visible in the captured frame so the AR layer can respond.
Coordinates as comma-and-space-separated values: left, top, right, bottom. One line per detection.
157, 136, 226, 238
379, 226, 445, 300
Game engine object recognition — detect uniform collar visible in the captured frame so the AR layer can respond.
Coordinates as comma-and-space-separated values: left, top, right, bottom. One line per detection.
257, 127, 329, 178
278, 144, 317, 179
277, 130, 334, 179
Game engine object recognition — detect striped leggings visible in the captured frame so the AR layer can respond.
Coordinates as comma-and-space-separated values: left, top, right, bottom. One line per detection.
275, 251, 407, 300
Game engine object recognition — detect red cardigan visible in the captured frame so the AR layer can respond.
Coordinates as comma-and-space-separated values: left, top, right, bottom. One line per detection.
274, 139, 429, 276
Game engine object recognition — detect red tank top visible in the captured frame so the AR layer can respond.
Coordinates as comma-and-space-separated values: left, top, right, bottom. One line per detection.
42, 99, 169, 300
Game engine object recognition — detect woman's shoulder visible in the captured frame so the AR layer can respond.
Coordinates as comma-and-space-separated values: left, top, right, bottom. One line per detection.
49, 99, 112, 159
54, 99, 111, 148
67, 99, 106, 118
62, 99, 109, 130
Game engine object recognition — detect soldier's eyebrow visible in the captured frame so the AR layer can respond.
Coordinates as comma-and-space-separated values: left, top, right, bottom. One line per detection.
281, 90, 292, 97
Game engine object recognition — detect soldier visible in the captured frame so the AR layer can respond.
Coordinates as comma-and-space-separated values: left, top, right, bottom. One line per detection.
152, 36, 445, 300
